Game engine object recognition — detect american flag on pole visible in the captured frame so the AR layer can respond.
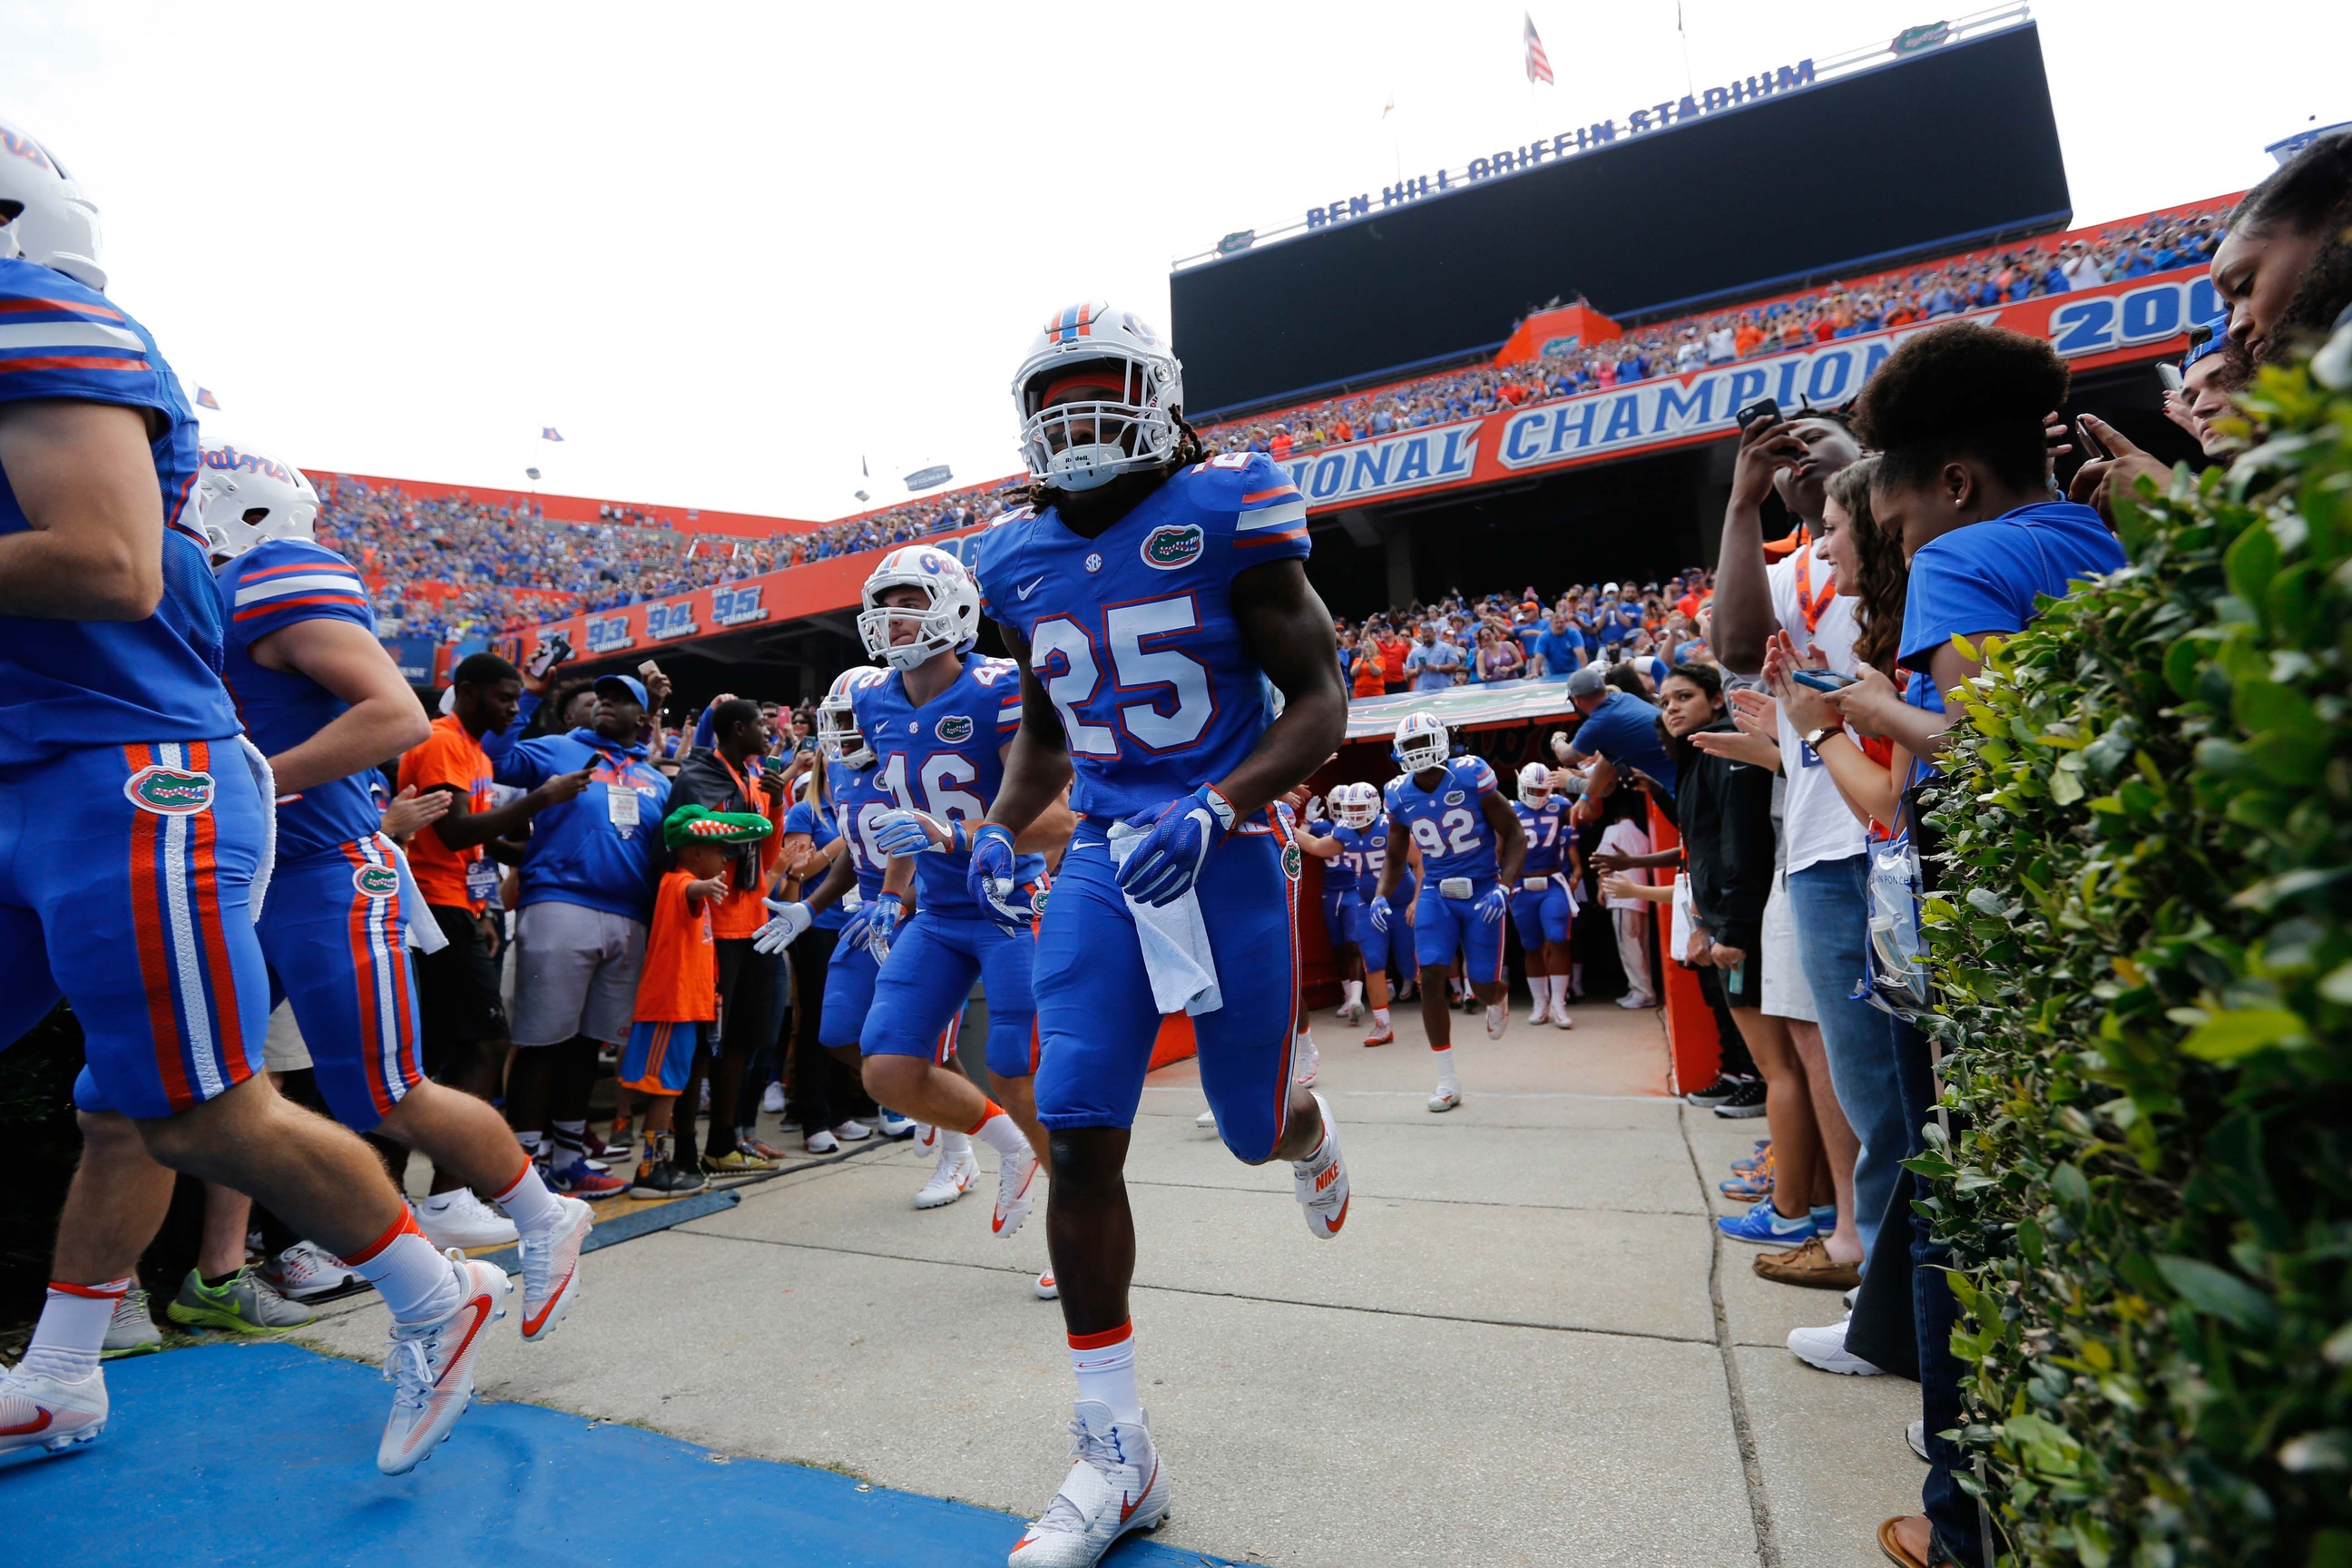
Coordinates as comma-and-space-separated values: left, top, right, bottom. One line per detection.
541, 426, 564, 442
194, 387, 220, 409
1524, 13, 1553, 84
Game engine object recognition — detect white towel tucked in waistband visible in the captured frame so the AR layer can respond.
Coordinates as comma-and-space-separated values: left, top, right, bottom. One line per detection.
385, 838, 449, 955
1106, 828, 1222, 1017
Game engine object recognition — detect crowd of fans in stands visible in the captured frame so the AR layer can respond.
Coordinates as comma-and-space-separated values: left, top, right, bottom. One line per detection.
338, 203, 2222, 646
1200, 203, 2223, 461
1333, 573, 1719, 699
321, 477, 1012, 642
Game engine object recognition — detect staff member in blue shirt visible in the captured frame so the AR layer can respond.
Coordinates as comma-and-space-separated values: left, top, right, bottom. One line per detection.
1552, 664, 1678, 799
1530, 610, 1587, 679
1818, 319, 2125, 1568
496, 672, 671, 1196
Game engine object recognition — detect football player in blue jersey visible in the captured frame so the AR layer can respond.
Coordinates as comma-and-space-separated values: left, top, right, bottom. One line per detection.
1295, 780, 1402, 1045
0, 122, 506, 1472
1370, 712, 1527, 1112
202, 439, 597, 1341
968, 301, 1351, 1567
1511, 760, 1583, 1030
841, 545, 1075, 1249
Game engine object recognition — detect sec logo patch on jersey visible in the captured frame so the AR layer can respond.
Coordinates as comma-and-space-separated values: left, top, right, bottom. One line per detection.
352, 863, 400, 899
936, 714, 975, 743
123, 764, 215, 816
1141, 524, 1204, 571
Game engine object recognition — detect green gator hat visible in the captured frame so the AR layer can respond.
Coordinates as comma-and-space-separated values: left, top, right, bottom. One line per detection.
662, 805, 772, 849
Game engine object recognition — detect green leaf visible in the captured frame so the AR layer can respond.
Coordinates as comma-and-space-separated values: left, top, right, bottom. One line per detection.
2180, 1007, 2310, 1061
2225, 515, 2282, 613
2154, 1254, 2278, 1330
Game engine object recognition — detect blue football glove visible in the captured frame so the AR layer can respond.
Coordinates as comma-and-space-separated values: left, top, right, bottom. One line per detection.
1475, 885, 1509, 924
850, 897, 901, 956
965, 822, 1032, 933
871, 808, 961, 858
1367, 895, 1393, 932
1115, 784, 1239, 907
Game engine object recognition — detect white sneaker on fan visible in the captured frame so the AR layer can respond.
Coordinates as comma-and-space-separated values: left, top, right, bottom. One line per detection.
412, 1191, 518, 1250
1007, 1401, 1171, 1566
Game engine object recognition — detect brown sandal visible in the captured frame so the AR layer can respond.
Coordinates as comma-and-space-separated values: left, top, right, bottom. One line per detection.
1877, 1516, 1932, 1568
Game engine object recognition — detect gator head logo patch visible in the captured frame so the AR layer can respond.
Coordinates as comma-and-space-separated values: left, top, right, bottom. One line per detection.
1282, 842, 1304, 881
936, 714, 975, 743
1031, 889, 1049, 917
1141, 524, 1204, 571
123, 765, 215, 816
352, 864, 401, 900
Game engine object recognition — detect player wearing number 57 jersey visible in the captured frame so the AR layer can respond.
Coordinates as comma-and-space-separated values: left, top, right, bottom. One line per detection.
972, 301, 1351, 1568
1372, 712, 1527, 1112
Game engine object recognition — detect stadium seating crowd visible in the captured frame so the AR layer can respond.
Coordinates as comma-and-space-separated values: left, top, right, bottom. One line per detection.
320, 476, 1014, 642
1202, 203, 2221, 459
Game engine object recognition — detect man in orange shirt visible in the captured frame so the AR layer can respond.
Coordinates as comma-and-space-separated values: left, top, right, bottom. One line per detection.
397, 652, 592, 1204
1375, 623, 1411, 695
665, 696, 789, 1171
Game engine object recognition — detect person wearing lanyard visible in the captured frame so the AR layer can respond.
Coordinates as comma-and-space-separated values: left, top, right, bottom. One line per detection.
495, 672, 671, 1199
399, 653, 592, 1171
668, 696, 789, 1173
1707, 408, 1891, 1293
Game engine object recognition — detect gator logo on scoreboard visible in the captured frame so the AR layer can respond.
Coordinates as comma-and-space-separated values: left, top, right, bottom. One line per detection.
1142, 524, 1204, 571
123, 765, 215, 816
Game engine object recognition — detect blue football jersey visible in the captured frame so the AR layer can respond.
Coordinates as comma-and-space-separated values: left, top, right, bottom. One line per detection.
1514, 797, 1572, 877
1385, 756, 1503, 884
214, 538, 381, 860
829, 758, 897, 907
970, 452, 1311, 821
0, 259, 237, 764
850, 652, 1042, 918
1304, 821, 1357, 892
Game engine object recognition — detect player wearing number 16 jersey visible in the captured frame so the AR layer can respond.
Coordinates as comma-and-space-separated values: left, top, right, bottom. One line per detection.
971, 301, 1351, 1568
1372, 712, 1527, 1112
848, 547, 1073, 1243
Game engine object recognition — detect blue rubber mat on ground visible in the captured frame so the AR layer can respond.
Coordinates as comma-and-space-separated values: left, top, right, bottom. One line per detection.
0, 1341, 1238, 1568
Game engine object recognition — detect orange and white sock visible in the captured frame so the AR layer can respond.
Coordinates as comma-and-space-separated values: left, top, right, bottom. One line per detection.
20, 1279, 130, 1382
342, 1209, 460, 1325
492, 1159, 563, 1233
1069, 1320, 1142, 1423
968, 1100, 1029, 1161
1371, 1006, 1391, 1028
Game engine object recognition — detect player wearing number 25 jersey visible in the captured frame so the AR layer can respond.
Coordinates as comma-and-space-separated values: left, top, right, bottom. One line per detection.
975, 301, 1352, 1568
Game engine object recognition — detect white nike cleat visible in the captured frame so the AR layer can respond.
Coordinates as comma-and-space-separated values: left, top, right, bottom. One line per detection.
1528, 996, 1553, 1026
1553, 1004, 1575, 1030
1335, 997, 1363, 1024
1292, 1034, 1320, 1086
1034, 1270, 1058, 1300
994, 1145, 1042, 1239
914, 1122, 938, 1154
0, 1363, 107, 1457
1361, 1026, 1394, 1047
377, 1252, 510, 1475
1485, 1002, 1510, 1040
516, 1194, 593, 1342
1193, 1108, 1217, 1131
915, 1146, 978, 1210
1007, 1401, 1171, 1567
1292, 1093, 1349, 1240
1428, 1078, 1462, 1113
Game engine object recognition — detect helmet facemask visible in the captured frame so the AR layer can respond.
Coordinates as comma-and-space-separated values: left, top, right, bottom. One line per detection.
1015, 351, 1182, 493
1392, 714, 1449, 774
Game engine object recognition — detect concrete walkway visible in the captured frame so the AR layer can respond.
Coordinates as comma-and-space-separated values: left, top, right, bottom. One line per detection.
293, 998, 1922, 1566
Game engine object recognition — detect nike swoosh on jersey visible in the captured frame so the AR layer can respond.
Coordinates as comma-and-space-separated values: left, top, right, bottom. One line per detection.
1016, 577, 1047, 599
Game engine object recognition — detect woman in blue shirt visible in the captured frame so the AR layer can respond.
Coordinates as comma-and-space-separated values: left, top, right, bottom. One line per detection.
1818, 319, 2125, 1568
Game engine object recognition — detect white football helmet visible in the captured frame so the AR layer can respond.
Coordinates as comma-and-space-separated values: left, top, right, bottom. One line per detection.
1330, 780, 1380, 829
196, 440, 319, 561
1518, 761, 1553, 801
1393, 711, 1449, 773
858, 544, 981, 671
0, 119, 104, 290
1012, 302, 1184, 493
818, 666, 886, 769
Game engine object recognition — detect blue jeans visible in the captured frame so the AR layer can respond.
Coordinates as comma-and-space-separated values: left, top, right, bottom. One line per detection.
1786, 854, 1908, 1260
1893, 1013, 1982, 1564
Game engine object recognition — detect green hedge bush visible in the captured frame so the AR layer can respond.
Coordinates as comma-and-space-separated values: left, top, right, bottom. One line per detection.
1917, 330, 2352, 1568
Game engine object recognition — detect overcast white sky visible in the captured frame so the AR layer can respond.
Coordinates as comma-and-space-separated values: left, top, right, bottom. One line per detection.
2, 1, 2340, 522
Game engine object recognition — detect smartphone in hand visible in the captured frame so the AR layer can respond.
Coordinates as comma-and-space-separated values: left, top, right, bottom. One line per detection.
1791, 669, 1857, 692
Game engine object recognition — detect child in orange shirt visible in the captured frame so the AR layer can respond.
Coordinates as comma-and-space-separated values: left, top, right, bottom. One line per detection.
622, 807, 775, 1198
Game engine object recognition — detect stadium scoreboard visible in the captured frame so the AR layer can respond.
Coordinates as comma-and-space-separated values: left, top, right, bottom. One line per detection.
1171, 23, 2070, 417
